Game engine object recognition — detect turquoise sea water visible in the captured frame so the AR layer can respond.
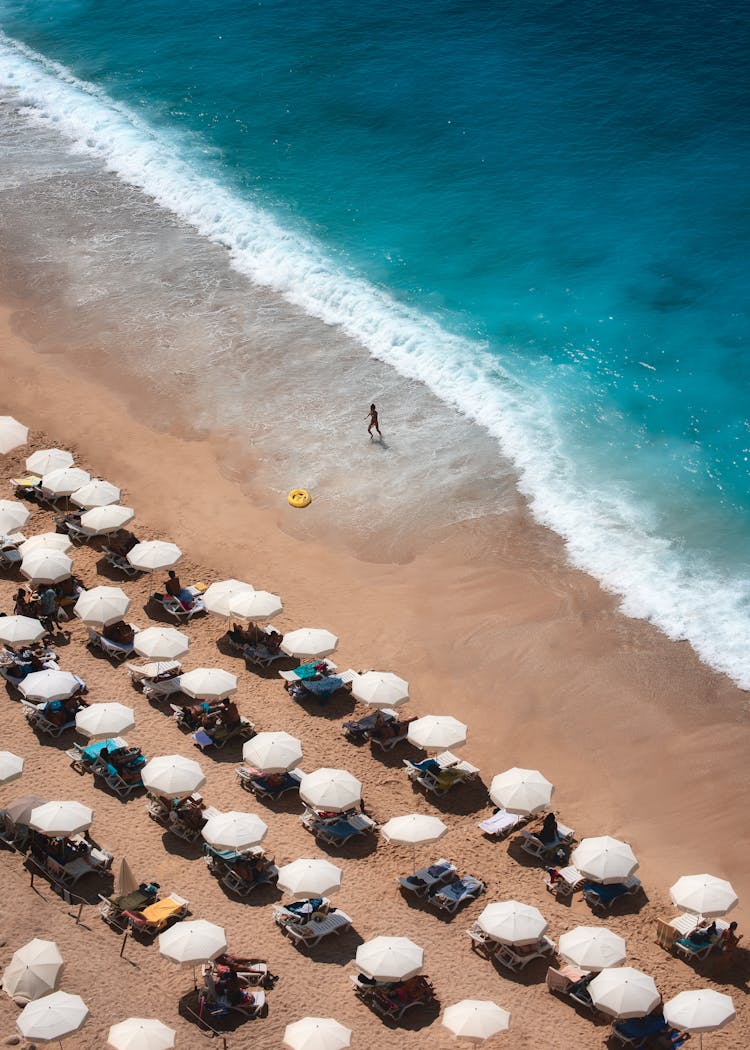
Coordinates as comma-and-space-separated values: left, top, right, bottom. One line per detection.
1, 1, 749, 683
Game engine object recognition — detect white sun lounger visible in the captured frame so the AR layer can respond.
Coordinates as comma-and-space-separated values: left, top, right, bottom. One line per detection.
275, 907, 353, 948
478, 809, 527, 838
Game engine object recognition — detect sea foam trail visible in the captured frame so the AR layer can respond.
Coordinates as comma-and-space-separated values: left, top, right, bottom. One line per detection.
2, 31, 750, 689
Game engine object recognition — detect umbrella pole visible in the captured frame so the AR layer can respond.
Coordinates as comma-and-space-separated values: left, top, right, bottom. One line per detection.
120, 930, 129, 958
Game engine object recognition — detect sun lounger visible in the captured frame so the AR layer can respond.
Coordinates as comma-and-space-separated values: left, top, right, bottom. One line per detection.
356, 975, 437, 1020
582, 876, 641, 912
342, 709, 398, 744
103, 547, 142, 577
98, 884, 160, 929
123, 893, 190, 938
519, 821, 576, 861
38, 836, 114, 887
397, 859, 457, 898
545, 865, 585, 898
236, 765, 304, 799
127, 661, 184, 699
465, 922, 501, 959
546, 964, 596, 1011
147, 793, 219, 843
67, 736, 130, 775
202, 959, 270, 988
274, 906, 353, 948
0, 545, 22, 570
279, 659, 338, 683
151, 590, 206, 624
87, 626, 137, 662
493, 936, 556, 971
301, 810, 377, 847
200, 969, 266, 1019
429, 875, 486, 913
22, 698, 77, 737
203, 844, 278, 896
404, 751, 480, 795
478, 809, 527, 839
611, 1013, 684, 1048
64, 521, 97, 545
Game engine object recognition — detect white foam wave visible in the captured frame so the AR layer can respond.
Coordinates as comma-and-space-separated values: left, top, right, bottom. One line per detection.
2, 31, 750, 688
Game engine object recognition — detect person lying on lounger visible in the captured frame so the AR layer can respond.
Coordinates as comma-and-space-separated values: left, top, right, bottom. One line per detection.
370, 713, 417, 741
173, 795, 206, 829
100, 745, 144, 782
568, 972, 596, 1005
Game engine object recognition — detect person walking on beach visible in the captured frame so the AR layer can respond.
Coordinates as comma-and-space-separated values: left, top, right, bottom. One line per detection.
367, 403, 381, 440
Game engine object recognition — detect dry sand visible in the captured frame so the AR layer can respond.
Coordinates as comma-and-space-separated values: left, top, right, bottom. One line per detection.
0, 305, 748, 1048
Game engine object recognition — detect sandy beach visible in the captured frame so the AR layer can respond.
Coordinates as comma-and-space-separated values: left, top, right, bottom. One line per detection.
0, 300, 748, 1049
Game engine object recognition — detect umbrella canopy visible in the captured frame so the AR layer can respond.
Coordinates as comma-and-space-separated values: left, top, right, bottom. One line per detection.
2, 939, 64, 1002
179, 667, 237, 700
442, 1000, 511, 1042
16, 991, 87, 1042
0, 499, 30, 532
0, 416, 28, 454
108, 1017, 176, 1050
356, 936, 424, 981
26, 449, 73, 476
75, 703, 135, 740
41, 467, 91, 496
558, 926, 627, 971
281, 628, 338, 660
141, 755, 205, 799
242, 731, 303, 773
127, 540, 182, 572
669, 874, 738, 917
0, 615, 46, 645
381, 813, 448, 846
70, 479, 120, 509
201, 811, 268, 851
229, 589, 283, 620
21, 549, 72, 584
277, 858, 343, 900
284, 1017, 352, 1050
158, 919, 227, 966
202, 578, 254, 617
74, 586, 130, 627
351, 670, 409, 709
29, 801, 93, 838
80, 505, 135, 535
20, 670, 81, 703
663, 990, 735, 1035
489, 768, 553, 816
408, 715, 467, 753
299, 768, 362, 813
19, 533, 72, 557
134, 626, 189, 661
571, 837, 639, 885
589, 968, 660, 1019
4, 796, 48, 828
477, 901, 548, 945
0, 751, 24, 785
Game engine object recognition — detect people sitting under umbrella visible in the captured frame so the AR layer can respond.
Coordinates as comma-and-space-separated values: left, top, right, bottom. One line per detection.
103, 620, 135, 645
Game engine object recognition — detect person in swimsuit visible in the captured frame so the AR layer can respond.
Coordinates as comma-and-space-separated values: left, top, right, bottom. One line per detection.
367, 403, 381, 439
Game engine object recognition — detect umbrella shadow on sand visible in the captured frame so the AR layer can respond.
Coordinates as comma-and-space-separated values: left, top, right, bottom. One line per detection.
178, 988, 267, 1032
408, 776, 490, 817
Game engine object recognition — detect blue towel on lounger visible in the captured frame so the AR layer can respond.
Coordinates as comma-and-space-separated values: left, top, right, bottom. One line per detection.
302, 676, 343, 697
295, 662, 323, 680
82, 738, 117, 761
583, 881, 628, 903
315, 820, 357, 839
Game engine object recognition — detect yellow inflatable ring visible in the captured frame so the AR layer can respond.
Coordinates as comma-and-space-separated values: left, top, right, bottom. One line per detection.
288, 488, 312, 508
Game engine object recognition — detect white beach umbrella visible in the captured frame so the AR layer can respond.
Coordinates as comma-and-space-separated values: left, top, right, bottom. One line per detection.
242, 731, 303, 773
127, 540, 181, 573
108, 1017, 176, 1050
201, 811, 268, 851
179, 667, 237, 700
277, 858, 343, 900
589, 968, 660, 1019
141, 755, 205, 799
0, 615, 45, 645
2, 938, 63, 1002
669, 874, 738, 917
663, 990, 735, 1045
28, 801, 93, 838
0, 416, 28, 454
70, 479, 120, 509
74, 586, 130, 627
158, 919, 227, 967
229, 589, 283, 620
0, 751, 24, 785
571, 837, 639, 885
21, 549, 72, 584
408, 714, 467, 753
351, 670, 409, 709
20, 670, 81, 703
80, 505, 135, 535
356, 936, 424, 981
299, 768, 362, 813
281, 628, 338, 660
558, 926, 627, 971
442, 1000, 511, 1042
41, 467, 91, 496
489, 768, 554, 816
381, 813, 448, 846
19, 533, 72, 557
75, 703, 135, 740
0, 499, 30, 532
202, 578, 254, 617
284, 1017, 352, 1050
477, 901, 547, 945
134, 626, 189, 661
16, 990, 87, 1042
26, 449, 73, 476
